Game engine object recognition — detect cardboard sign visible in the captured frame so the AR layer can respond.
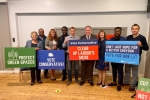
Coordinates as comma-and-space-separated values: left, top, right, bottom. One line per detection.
68, 39, 98, 60
105, 41, 140, 65
37, 50, 65, 69
5, 47, 36, 68
136, 77, 150, 100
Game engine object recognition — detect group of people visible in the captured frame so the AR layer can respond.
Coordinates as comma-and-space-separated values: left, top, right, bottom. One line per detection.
24, 24, 149, 92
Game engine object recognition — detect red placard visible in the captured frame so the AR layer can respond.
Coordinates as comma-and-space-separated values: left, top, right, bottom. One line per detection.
69, 46, 98, 60
136, 90, 150, 100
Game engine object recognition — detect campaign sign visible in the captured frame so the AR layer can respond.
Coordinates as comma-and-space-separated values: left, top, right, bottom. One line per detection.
105, 41, 140, 65
136, 77, 150, 100
69, 39, 98, 60
5, 47, 36, 68
37, 50, 65, 69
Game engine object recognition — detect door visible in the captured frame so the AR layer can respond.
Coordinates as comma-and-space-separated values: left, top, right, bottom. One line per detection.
144, 21, 150, 78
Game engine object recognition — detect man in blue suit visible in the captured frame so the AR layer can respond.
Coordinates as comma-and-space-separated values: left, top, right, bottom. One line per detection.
108, 27, 126, 91
37, 28, 49, 78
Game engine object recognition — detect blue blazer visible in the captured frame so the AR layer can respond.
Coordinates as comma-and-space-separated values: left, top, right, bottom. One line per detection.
25, 40, 43, 50
110, 36, 126, 41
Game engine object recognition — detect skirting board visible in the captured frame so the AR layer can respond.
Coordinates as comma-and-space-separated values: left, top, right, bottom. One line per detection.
0, 69, 144, 77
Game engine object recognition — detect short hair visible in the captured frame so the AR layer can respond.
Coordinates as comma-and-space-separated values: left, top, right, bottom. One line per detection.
38, 28, 44, 33
47, 29, 58, 41
70, 27, 76, 30
114, 27, 122, 31
85, 25, 92, 29
132, 24, 140, 29
97, 30, 106, 40
31, 31, 38, 36
61, 26, 68, 30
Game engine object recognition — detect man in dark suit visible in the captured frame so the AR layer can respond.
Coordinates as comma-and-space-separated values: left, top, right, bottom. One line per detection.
79, 26, 97, 86
37, 28, 49, 78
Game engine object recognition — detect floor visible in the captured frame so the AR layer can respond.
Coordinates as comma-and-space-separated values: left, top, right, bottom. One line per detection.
0, 72, 136, 100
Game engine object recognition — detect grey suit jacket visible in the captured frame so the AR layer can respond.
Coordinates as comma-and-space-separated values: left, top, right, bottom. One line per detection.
80, 34, 97, 40
45, 39, 58, 50
25, 40, 43, 50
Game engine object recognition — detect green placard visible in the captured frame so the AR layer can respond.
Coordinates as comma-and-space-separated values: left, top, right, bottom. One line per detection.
5, 47, 36, 68
137, 77, 150, 93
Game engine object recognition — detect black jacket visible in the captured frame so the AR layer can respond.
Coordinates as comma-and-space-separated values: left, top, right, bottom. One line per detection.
58, 34, 69, 51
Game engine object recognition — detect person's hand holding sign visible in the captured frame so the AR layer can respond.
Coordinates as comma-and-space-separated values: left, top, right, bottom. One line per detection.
137, 41, 142, 47
64, 38, 69, 43
47, 47, 51, 50
35, 47, 40, 50
53, 45, 57, 50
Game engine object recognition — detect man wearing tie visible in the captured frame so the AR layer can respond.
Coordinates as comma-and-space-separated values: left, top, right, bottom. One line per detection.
79, 26, 97, 86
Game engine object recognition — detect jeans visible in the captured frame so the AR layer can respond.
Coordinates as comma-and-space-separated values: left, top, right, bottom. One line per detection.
124, 56, 141, 87
67, 55, 79, 81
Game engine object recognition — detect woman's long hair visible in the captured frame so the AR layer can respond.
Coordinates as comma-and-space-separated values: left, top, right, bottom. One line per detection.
47, 29, 58, 41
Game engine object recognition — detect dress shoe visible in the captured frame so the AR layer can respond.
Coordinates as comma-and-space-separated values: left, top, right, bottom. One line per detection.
90, 82, 94, 86
30, 82, 34, 86
62, 77, 67, 81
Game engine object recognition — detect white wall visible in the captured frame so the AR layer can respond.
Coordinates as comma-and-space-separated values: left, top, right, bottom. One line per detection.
8, 0, 149, 76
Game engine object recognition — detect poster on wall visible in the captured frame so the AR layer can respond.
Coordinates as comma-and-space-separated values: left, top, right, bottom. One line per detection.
5, 47, 36, 68
105, 41, 140, 65
37, 50, 65, 69
68, 39, 98, 60
136, 77, 150, 100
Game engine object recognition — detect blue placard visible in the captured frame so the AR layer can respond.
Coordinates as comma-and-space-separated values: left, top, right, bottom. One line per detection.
69, 39, 98, 46
105, 41, 140, 65
37, 50, 65, 69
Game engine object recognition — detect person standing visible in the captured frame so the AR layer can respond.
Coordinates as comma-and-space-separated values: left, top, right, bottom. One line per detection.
45, 29, 58, 81
58, 26, 69, 81
124, 24, 149, 91
108, 27, 126, 91
95, 30, 109, 88
62, 27, 79, 86
37, 28, 49, 78
25, 31, 43, 86
79, 26, 97, 86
